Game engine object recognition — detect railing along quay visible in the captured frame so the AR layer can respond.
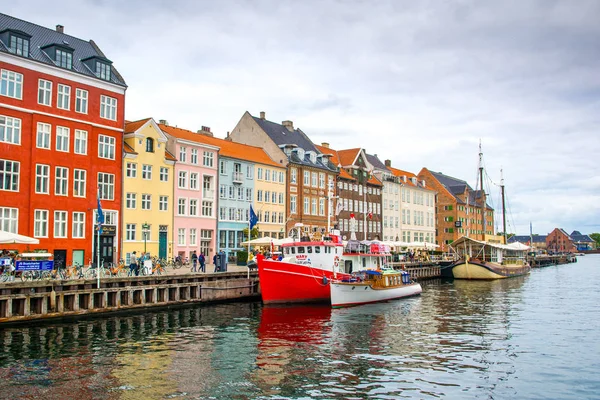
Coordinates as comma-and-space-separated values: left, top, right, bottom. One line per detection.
0, 271, 260, 324
527, 254, 577, 267
389, 261, 442, 280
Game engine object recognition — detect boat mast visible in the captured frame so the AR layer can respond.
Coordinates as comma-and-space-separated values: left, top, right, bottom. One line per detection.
501, 168, 506, 244
478, 142, 486, 242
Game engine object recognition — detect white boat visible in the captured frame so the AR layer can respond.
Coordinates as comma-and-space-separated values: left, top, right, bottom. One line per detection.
330, 269, 422, 308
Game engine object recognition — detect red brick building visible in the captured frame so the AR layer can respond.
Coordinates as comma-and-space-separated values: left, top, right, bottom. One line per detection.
0, 14, 126, 266
546, 228, 576, 253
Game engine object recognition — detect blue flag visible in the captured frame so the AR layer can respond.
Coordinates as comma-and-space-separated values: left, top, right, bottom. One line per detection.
97, 195, 104, 234
249, 205, 258, 229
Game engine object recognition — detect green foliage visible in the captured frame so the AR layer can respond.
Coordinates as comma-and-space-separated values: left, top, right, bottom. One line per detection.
242, 227, 260, 240
590, 233, 600, 246
237, 251, 248, 263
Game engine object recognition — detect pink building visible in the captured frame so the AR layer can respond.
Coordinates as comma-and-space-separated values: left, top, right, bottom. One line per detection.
162, 123, 219, 262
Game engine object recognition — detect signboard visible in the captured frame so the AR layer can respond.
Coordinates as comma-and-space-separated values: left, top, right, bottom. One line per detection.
95, 225, 116, 235
454, 221, 462, 228
15, 260, 54, 271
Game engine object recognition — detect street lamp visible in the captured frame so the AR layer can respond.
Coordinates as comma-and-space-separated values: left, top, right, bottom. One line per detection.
142, 222, 150, 253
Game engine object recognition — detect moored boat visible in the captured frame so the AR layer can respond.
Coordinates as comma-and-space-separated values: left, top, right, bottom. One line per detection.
330, 269, 422, 308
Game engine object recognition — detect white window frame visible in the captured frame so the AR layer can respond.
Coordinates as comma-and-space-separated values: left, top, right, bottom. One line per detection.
38, 79, 52, 106
0, 206, 18, 233
98, 172, 115, 200
73, 169, 86, 198
203, 151, 214, 167
57, 84, 71, 110
159, 195, 168, 211
126, 162, 137, 178
159, 167, 168, 181
55, 166, 68, 196
74, 129, 87, 155
100, 95, 117, 121
126, 192, 137, 209
35, 164, 49, 194
75, 88, 88, 114
0, 69, 23, 99
36, 122, 51, 149
141, 193, 151, 210
126, 223, 137, 241
98, 134, 115, 159
56, 126, 70, 152
54, 210, 68, 238
142, 164, 152, 180
0, 115, 21, 145
34, 209, 49, 238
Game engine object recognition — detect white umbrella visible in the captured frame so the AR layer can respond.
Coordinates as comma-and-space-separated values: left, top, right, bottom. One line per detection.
272, 237, 295, 246
241, 236, 275, 246
0, 231, 39, 244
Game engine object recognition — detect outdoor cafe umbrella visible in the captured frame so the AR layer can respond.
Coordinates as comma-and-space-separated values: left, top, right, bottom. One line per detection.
0, 231, 39, 245
241, 236, 275, 246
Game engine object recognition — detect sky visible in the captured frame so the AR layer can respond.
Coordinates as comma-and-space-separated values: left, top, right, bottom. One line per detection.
6, 0, 600, 235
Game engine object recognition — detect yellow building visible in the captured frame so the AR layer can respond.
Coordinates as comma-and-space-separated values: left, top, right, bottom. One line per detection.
122, 118, 176, 261
254, 164, 287, 239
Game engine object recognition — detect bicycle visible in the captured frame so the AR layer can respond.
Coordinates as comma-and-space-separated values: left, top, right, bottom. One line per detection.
87, 261, 112, 279
58, 263, 87, 280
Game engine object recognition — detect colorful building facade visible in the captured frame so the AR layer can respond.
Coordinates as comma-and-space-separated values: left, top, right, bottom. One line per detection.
0, 14, 126, 266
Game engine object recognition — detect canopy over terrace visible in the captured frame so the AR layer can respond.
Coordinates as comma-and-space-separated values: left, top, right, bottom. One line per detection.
241, 236, 276, 246
0, 231, 40, 245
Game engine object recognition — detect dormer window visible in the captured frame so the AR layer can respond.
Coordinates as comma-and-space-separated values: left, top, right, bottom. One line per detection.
296, 148, 305, 160
146, 138, 154, 153
309, 152, 317, 163
41, 44, 74, 69
82, 56, 113, 81
0, 29, 31, 57
95, 61, 111, 81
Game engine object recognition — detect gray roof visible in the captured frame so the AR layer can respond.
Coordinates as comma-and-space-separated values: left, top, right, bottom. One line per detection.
0, 13, 126, 87
430, 171, 473, 192
570, 233, 594, 243
431, 171, 492, 209
509, 235, 547, 243
253, 116, 337, 172
365, 153, 387, 171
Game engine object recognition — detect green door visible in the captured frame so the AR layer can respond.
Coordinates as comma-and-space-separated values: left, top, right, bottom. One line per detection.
72, 250, 84, 267
159, 231, 167, 259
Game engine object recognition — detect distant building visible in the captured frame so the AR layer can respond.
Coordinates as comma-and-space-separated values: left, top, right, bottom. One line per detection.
508, 235, 548, 250
569, 230, 595, 251
546, 228, 576, 253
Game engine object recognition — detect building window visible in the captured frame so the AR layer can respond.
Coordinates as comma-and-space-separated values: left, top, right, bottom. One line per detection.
0, 69, 23, 99
142, 165, 152, 180
35, 164, 49, 194
311, 198, 317, 215
178, 171, 187, 188
34, 210, 48, 238
126, 193, 137, 209
191, 148, 198, 164
319, 198, 325, 216
220, 160, 226, 175
257, 167, 263, 180
126, 224, 136, 241
189, 228, 197, 246
159, 167, 168, 181
159, 196, 168, 211
178, 198, 186, 215
35, 122, 51, 149
55, 166, 68, 196
290, 195, 297, 214
75, 88, 88, 114
126, 162, 137, 178
179, 146, 186, 162
145, 137, 154, 153
189, 199, 198, 216
246, 165, 253, 179
100, 95, 117, 121
319, 173, 325, 189
72, 129, 87, 155
0, 207, 18, 233
265, 169, 271, 181
0, 115, 21, 145
98, 135, 115, 159
141, 194, 151, 210
38, 79, 52, 106
190, 173, 198, 190
96, 61, 111, 81
304, 197, 310, 215
290, 168, 297, 184
55, 49, 73, 69
56, 126, 69, 152
202, 201, 213, 217
98, 172, 115, 200
178, 228, 186, 246
73, 169, 86, 197
304, 171, 310, 186
54, 211, 68, 238
57, 84, 70, 110
203, 151, 214, 167
9, 34, 29, 56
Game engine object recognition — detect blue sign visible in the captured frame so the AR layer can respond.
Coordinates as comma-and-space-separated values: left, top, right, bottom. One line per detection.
15, 260, 54, 271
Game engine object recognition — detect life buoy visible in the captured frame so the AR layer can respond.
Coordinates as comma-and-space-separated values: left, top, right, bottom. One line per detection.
333, 256, 340, 268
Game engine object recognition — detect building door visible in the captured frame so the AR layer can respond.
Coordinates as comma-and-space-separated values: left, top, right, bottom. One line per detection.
94, 235, 114, 266
72, 250, 84, 267
54, 249, 67, 268
159, 231, 167, 259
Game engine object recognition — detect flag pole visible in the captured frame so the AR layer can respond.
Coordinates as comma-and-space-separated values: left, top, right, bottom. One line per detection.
247, 208, 251, 280
96, 186, 100, 289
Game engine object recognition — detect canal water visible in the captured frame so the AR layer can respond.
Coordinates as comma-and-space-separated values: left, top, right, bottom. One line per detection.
0, 256, 599, 399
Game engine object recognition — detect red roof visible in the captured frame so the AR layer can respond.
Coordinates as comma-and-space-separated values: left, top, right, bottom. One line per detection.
388, 166, 433, 190
124, 118, 152, 134
337, 148, 361, 166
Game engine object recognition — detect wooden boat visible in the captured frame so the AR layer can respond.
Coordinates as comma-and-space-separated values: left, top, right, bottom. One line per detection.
330, 269, 422, 308
450, 236, 531, 279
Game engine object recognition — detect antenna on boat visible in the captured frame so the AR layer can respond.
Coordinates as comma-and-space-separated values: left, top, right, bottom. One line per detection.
478, 140, 486, 242
501, 168, 507, 244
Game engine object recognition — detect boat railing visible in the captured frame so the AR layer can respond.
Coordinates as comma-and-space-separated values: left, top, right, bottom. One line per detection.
502, 257, 526, 265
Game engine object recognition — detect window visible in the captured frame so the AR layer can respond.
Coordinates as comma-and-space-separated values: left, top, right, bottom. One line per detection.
279, 193, 284, 204
319, 198, 325, 216
57, 84, 70, 110
246, 188, 252, 201
96, 61, 111, 81
191, 148, 198, 164
159, 196, 168, 211
264, 211, 270, 223
312, 172, 318, 187
38, 79, 52, 106
304, 197, 310, 214
35, 122, 51, 149
189, 228, 197, 246
257, 190, 263, 202
178, 228, 186, 246
246, 165, 253, 179
0, 69, 23, 99
319, 173, 325, 188
142, 165, 152, 180
0, 115, 21, 145
126, 224, 136, 241
238, 187, 244, 200
179, 146, 187, 162
271, 192, 277, 203
291, 168, 297, 184
75, 89, 88, 113
34, 210, 48, 238
55, 167, 68, 196
220, 160, 226, 175
279, 171, 285, 183
178, 171, 187, 188
290, 195, 297, 214
126, 163, 137, 178
264, 191, 270, 203
311, 198, 317, 215
160, 167, 169, 181
33, 164, 49, 194
98, 135, 115, 159
146, 137, 154, 153
190, 173, 198, 190
202, 201, 213, 217
220, 184, 227, 199
9, 34, 29, 56
265, 169, 271, 181
189, 199, 198, 216
203, 151, 214, 167
98, 173, 115, 200
178, 198, 186, 215
126, 193, 137, 209
56, 126, 69, 152
54, 211, 67, 238
142, 194, 151, 210
304, 171, 310, 185
0, 207, 18, 233
272, 170, 278, 182
55, 49, 72, 69
257, 167, 263, 180
100, 95, 117, 120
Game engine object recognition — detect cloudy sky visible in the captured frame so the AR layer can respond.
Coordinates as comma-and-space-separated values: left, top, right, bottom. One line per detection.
7, 0, 600, 235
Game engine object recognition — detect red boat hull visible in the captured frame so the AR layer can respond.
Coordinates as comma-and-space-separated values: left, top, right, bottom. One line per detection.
257, 258, 345, 304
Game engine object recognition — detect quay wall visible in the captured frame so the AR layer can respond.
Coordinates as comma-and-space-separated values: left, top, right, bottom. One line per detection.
0, 271, 260, 325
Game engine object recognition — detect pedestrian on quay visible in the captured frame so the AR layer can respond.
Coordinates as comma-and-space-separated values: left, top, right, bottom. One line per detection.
129, 251, 138, 276
199, 253, 206, 272
213, 252, 218, 272
191, 251, 198, 272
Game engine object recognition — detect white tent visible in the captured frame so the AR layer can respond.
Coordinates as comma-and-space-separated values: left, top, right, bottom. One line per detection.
241, 236, 275, 246
272, 237, 296, 246
0, 231, 39, 245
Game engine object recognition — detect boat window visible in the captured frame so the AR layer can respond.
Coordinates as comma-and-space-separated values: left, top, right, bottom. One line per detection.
290, 247, 296, 254
325, 246, 330, 254
298, 247, 305, 254
307, 246, 312, 253
315, 246, 321, 253
284, 248, 290, 255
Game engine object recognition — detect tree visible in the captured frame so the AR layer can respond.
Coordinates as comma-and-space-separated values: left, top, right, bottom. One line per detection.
242, 227, 260, 240
590, 233, 600, 247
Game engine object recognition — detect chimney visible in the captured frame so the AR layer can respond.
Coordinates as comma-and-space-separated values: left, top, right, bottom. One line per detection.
259, 111, 265, 120
159, 119, 168, 126
197, 126, 213, 137
282, 120, 294, 131
202, 126, 211, 133
56, 25, 64, 33
385, 159, 391, 167
321, 142, 330, 148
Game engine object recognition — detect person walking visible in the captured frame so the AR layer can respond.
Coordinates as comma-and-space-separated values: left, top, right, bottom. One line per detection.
213, 252, 218, 272
191, 251, 198, 272
199, 253, 206, 272
129, 251, 138, 277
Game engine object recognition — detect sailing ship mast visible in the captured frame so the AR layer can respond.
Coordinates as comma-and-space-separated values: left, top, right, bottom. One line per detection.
478, 142, 486, 242
501, 169, 507, 244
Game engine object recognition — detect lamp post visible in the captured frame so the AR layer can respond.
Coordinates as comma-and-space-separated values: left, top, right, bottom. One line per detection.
142, 222, 150, 253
